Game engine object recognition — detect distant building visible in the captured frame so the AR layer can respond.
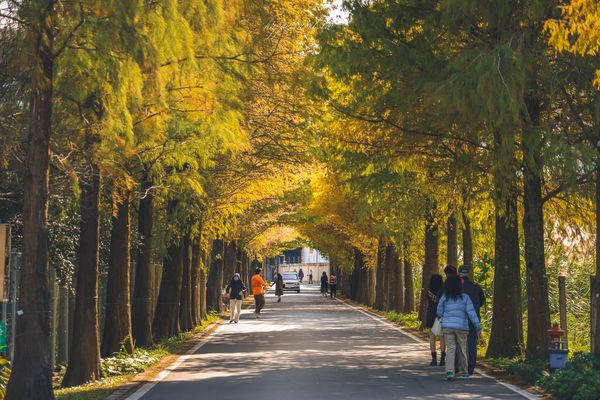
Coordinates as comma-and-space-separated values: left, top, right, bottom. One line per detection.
282, 248, 302, 264
301, 247, 328, 264
266, 247, 329, 281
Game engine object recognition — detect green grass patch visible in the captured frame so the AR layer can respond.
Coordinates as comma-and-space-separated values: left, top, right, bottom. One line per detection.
55, 375, 131, 400
381, 311, 421, 330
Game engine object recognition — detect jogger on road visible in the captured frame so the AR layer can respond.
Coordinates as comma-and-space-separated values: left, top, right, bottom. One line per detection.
251, 269, 270, 318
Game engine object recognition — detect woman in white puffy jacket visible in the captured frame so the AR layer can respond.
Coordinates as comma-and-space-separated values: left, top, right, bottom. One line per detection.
437, 275, 483, 381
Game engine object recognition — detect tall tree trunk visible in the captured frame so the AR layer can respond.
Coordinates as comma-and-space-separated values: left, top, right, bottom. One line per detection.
199, 243, 208, 321
241, 252, 248, 291
342, 263, 351, 297
368, 263, 376, 307
236, 247, 243, 274
132, 180, 154, 347
359, 258, 369, 305
179, 233, 193, 332
191, 236, 201, 327
447, 214, 458, 267
375, 238, 386, 310
101, 195, 134, 357
351, 249, 361, 301
6, 2, 56, 398
462, 212, 474, 279
403, 240, 415, 312
486, 195, 523, 357
206, 239, 224, 312
522, 96, 550, 361
58, 285, 69, 364
223, 239, 236, 283
153, 238, 184, 340
419, 210, 439, 324
63, 165, 101, 387
387, 243, 404, 312
384, 243, 395, 311
593, 163, 600, 361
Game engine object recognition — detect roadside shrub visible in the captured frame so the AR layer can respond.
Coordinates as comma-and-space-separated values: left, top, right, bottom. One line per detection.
540, 352, 600, 400
506, 359, 547, 383
0, 358, 11, 399
486, 357, 547, 384
102, 348, 161, 377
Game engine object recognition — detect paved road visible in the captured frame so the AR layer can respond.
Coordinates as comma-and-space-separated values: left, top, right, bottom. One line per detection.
130, 285, 535, 400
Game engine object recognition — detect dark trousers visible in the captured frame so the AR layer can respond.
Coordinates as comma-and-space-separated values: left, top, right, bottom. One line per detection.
254, 294, 265, 314
330, 284, 337, 298
467, 325, 477, 374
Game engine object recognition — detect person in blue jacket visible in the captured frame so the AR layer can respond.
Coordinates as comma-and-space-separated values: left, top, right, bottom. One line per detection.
437, 275, 483, 381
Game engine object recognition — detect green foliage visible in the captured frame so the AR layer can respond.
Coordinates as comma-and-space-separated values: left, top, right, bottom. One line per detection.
540, 353, 600, 400
382, 311, 421, 331
486, 357, 547, 384
488, 353, 600, 400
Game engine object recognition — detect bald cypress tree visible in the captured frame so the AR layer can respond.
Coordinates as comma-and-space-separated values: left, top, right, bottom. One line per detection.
6, 1, 56, 397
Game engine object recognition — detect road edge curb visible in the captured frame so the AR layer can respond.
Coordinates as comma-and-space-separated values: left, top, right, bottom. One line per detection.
334, 297, 542, 400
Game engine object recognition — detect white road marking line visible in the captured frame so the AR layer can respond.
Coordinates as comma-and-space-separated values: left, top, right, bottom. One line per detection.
335, 297, 539, 400
124, 323, 223, 400
334, 298, 422, 343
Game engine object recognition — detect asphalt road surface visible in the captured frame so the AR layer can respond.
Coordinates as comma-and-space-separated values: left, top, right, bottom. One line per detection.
128, 285, 536, 400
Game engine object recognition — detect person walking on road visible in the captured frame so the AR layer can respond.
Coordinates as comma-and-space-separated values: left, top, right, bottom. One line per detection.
273, 270, 284, 303
329, 272, 337, 298
425, 274, 445, 366
444, 264, 457, 277
320, 271, 328, 296
225, 273, 246, 323
458, 265, 486, 375
437, 275, 482, 381
251, 269, 270, 318
298, 268, 305, 283
308, 271, 313, 284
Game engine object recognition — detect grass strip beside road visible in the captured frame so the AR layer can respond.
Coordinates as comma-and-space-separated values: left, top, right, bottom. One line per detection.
55, 312, 222, 400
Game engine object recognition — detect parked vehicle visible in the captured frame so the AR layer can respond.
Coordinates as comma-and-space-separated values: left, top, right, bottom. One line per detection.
282, 272, 301, 293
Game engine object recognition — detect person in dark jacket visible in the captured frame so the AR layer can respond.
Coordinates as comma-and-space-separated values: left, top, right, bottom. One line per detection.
444, 264, 457, 277
458, 265, 486, 375
298, 268, 305, 283
329, 272, 338, 298
320, 272, 328, 296
437, 275, 482, 381
226, 273, 246, 323
273, 271, 284, 303
426, 274, 445, 366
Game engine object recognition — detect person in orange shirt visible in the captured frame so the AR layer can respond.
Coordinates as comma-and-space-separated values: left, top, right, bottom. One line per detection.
251, 269, 270, 318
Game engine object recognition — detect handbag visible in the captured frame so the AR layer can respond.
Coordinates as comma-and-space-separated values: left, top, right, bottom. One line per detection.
431, 317, 443, 337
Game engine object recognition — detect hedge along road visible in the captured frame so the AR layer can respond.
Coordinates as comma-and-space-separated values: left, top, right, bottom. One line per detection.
126, 285, 538, 400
